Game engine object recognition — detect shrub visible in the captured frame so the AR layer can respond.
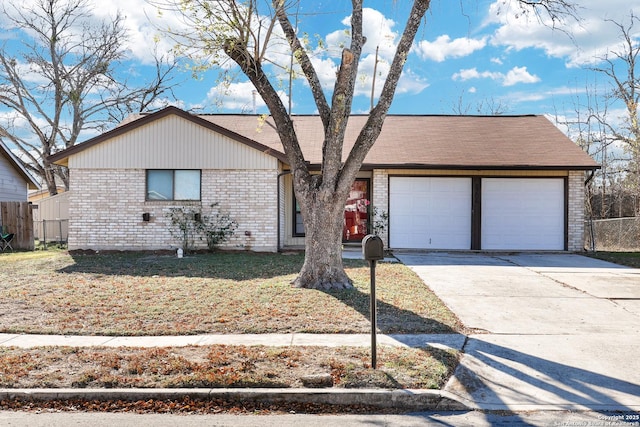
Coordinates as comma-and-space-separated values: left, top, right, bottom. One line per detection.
166, 203, 238, 252
201, 203, 238, 251
166, 206, 202, 252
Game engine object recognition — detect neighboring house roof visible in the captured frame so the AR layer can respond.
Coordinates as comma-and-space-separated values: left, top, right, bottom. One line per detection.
0, 140, 40, 190
29, 187, 65, 203
50, 106, 599, 170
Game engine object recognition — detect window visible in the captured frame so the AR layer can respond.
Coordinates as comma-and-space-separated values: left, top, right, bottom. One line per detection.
146, 170, 201, 201
293, 199, 305, 236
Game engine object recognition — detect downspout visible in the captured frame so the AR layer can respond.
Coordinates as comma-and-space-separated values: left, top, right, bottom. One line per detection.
277, 170, 291, 252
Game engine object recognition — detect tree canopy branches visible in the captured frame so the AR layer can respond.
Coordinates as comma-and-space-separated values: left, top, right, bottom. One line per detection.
0, 0, 180, 194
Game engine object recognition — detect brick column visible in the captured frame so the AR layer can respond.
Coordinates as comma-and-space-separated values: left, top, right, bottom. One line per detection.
567, 171, 586, 251
372, 169, 389, 247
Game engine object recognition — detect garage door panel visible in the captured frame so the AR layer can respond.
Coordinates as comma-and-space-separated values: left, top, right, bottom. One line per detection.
390, 177, 471, 250
481, 178, 564, 250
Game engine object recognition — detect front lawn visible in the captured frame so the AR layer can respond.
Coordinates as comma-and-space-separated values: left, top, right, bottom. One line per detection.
0, 251, 462, 394
0, 251, 464, 336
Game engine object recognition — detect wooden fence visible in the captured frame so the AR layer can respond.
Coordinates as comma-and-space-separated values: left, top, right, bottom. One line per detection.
0, 201, 34, 250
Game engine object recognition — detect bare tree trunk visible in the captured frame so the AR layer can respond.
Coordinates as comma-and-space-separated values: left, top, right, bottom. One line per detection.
293, 197, 352, 290
43, 162, 58, 196
291, 176, 353, 289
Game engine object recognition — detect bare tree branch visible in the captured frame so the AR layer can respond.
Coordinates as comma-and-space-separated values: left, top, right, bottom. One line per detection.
0, 0, 180, 194
274, 1, 330, 128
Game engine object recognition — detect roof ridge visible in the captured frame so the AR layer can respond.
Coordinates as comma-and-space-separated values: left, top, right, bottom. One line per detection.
195, 113, 541, 118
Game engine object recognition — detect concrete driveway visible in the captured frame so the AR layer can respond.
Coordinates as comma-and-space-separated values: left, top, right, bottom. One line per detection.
395, 252, 640, 412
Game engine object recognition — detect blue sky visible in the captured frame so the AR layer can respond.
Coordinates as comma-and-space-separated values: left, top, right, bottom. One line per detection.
153, 0, 637, 119
2, 0, 639, 129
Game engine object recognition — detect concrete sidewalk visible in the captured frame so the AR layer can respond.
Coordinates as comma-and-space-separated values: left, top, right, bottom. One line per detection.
397, 252, 640, 412
0, 332, 465, 350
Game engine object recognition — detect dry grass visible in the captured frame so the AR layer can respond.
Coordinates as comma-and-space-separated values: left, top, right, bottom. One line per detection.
0, 250, 464, 336
0, 344, 458, 390
0, 250, 463, 392
586, 251, 640, 268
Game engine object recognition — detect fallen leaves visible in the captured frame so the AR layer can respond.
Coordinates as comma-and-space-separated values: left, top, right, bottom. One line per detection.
0, 396, 407, 415
0, 344, 458, 390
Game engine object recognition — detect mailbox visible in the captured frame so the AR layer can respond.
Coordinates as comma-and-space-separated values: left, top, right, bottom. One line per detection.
362, 234, 384, 261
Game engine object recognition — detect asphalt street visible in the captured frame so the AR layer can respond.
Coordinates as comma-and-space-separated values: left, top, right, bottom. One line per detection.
2, 409, 638, 426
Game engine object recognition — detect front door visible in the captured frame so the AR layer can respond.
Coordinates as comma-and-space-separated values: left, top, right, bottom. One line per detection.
343, 179, 370, 242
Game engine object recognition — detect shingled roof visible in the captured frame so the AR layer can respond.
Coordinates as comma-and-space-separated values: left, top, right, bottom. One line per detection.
50, 106, 599, 170
203, 113, 599, 170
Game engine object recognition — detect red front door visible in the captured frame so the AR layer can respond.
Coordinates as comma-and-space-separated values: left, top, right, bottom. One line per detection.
343, 179, 369, 242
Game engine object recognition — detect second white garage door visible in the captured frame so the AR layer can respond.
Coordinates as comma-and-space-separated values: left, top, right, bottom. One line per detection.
390, 177, 471, 249
481, 178, 565, 250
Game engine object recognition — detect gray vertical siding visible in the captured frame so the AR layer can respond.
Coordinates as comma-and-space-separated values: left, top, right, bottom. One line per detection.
0, 155, 28, 201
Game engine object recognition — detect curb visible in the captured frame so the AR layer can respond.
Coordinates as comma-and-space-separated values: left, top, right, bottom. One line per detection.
0, 388, 470, 411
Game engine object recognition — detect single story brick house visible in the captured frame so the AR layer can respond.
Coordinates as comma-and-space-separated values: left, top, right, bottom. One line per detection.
49, 106, 599, 252
1, 140, 40, 202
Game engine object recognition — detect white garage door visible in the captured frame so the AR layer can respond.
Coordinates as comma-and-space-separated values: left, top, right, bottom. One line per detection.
482, 178, 564, 250
390, 177, 471, 249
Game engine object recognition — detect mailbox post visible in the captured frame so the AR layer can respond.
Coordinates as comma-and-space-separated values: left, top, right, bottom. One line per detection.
362, 234, 384, 369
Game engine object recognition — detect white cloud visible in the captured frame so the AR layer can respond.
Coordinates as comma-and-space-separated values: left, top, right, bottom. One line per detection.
205, 81, 289, 113
452, 68, 500, 82
9, 61, 50, 86
91, 0, 170, 63
360, 8, 399, 59
503, 66, 541, 86
320, 7, 427, 98
0, 0, 178, 65
395, 68, 430, 95
452, 66, 540, 86
0, 108, 60, 152
485, 0, 640, 67
415, 35, 487, 62
325, 8, 398, 60
309, 57, 339, 91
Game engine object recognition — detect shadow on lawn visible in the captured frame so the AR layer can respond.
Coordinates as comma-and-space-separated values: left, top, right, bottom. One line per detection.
60, 251, 308, 280
323, 287, 458, 334
59, 252, 457, 334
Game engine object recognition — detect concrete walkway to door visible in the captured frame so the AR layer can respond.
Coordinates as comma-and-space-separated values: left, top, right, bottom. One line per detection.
396, 252, 640, 412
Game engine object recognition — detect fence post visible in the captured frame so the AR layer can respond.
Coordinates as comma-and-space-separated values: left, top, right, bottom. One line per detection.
42, 219, 47, 249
